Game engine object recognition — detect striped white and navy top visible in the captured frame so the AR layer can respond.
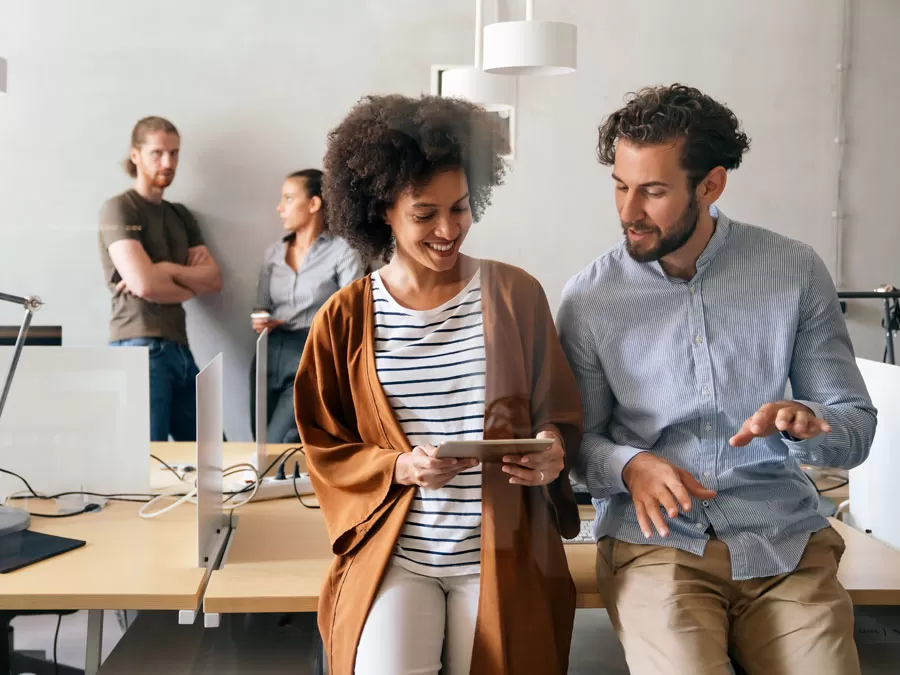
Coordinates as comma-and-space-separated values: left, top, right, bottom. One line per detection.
372, 269, 485, 577
558, 207, 876, 580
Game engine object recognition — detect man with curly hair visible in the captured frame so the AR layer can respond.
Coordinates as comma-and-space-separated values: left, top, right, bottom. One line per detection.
293, 94, 583, 675
558, 84, 876, 674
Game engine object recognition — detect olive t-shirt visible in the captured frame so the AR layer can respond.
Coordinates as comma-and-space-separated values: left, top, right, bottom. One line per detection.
98, 189, 204, 345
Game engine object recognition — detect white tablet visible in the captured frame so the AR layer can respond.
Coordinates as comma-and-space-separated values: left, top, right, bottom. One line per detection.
434, 438, 553, 461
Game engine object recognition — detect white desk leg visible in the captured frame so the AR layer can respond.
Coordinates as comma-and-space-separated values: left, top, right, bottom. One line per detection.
178, 609, 197, 625
85, 609, 104, 675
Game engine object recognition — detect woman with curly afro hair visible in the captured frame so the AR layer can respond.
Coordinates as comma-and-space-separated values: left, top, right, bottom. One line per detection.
293, 94, 583, 675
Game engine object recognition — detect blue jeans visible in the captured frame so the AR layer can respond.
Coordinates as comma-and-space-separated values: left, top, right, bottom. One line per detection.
110, 337, 200, 441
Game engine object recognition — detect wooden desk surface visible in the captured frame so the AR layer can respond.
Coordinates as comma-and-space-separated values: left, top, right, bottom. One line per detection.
0, 441, 292, 612
204, 499, 331, 614
14, 442, 879, 614
207, 483, 900, 614
567, 509, 900, 608
0, 501, 204, 611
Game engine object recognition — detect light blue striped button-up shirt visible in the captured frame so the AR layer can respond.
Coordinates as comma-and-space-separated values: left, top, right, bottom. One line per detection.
257, 232, 365, 331
557, 209, 876, 580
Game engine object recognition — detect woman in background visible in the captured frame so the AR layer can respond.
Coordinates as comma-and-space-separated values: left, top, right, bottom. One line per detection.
294, 95, 582, 675
251, 169, 365, 443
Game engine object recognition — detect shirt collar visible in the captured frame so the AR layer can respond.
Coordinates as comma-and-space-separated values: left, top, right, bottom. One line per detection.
280, 229, 332, 252
695, 205, 731, 274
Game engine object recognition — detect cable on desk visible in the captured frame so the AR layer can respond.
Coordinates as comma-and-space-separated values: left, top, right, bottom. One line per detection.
6, 448, 304, 518
264, 445, 303, 478
138, 483, 198, 519
3, 471, 155, 517
803, 469, 849, 495
222, 445, 303, 503
43, 490, 151, 503
6, 490, 154, 513
30, 503, 103, 519
4, 465, 158, 505
150, 453, 187, 482
294, 471, 319, 509
221, 463, 261, 510
810, 470, 850, 495
0, 466, 40, 497
140, 461, 263, 518
8, 490, 152, 503
258, 445, 303, 481
818, 479, 849, 493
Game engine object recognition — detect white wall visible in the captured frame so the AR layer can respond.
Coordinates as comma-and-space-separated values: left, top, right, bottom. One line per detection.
842, 0, 900, 358
1, 0, 896, 441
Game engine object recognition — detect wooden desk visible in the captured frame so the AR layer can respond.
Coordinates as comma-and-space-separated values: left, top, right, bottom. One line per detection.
829, 519, 900, 604
565, 517, 900, 608
206, 475, 900, 616
204, 500, 331, 614
0, 442, 268, 674
6, 442, 878, 672
0, 448, 867, 612
0, 502, 205, 612
0, 442, 290, 611
0, 441, 247, 612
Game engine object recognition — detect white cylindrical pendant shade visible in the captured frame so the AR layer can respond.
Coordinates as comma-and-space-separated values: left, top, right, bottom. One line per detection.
441, 67, 516, 112
482, 20, 577, 76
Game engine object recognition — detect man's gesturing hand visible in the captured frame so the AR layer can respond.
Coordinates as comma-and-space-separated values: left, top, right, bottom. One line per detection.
730, 401, 830, 447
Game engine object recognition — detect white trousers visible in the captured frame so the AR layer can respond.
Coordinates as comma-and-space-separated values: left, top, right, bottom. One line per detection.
354, 562, 481, 675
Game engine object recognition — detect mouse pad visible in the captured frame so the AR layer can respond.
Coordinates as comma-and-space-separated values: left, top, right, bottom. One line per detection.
0, 529, 86, 573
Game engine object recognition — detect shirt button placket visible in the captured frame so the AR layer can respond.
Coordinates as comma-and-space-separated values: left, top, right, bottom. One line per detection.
692, 280, 716, 494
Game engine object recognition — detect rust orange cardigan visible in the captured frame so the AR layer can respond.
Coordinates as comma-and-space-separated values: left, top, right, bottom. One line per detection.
294, 260, 583, 675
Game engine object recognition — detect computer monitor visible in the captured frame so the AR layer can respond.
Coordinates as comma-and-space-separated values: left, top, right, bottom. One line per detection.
0, 325, 61, 347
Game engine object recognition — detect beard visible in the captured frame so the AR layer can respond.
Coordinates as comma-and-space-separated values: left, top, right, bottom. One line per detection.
137, 159, 175, 189
623, 193, 700, 263
149, 169, 175, 189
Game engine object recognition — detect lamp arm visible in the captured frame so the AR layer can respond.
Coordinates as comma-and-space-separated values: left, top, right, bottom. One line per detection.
0, 293, 42, 419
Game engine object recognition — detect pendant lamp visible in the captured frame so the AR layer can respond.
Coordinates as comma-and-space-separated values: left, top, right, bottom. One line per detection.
482, 0, 577, 76
440, 0, 516, 112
